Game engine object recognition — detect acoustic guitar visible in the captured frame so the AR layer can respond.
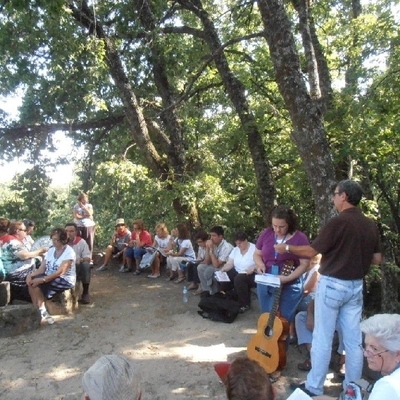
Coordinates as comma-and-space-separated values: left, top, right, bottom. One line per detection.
247, 261, 295, 373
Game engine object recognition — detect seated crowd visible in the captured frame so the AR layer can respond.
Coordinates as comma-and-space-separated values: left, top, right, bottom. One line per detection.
2, 213, 399, 400
0, 217, 95, 324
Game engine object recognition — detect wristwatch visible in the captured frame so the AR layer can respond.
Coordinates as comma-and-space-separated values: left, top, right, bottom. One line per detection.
285, 244, 290, 253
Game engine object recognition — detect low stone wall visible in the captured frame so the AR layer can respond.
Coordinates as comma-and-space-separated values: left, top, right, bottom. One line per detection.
45, 285, 80, 315
0, 281, 11, 307
0, 304, 41, 337
0, 280, 80, 337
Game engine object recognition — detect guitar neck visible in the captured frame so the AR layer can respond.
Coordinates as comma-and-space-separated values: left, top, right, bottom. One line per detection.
267, 286, 282, 328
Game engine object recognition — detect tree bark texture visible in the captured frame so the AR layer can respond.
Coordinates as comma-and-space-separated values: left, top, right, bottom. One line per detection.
257, 0, 337, 225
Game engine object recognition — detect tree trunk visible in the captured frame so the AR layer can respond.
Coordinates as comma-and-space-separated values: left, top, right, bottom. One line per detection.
257, 0, 336, 225
177, 0, 276, 223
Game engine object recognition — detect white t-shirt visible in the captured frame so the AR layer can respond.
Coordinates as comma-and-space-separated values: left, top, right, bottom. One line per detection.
175, 238, 195, 259
228, 243, 256, 273
45, 245, 76, 286
154, 234, 171, 257
369, 367, 400, 400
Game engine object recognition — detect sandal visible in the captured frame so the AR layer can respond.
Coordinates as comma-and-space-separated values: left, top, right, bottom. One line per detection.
297, 359, 312, 371
187, 283, 198, 290
175, 276, 185, 283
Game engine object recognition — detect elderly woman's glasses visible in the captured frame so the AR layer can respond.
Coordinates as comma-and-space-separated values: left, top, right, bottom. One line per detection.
359, 344, 389, 357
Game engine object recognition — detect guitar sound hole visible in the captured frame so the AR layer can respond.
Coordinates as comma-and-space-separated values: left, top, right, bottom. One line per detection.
264, 326, 273, 337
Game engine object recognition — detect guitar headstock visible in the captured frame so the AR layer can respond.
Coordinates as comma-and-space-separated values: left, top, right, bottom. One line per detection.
282, 260, 295, 276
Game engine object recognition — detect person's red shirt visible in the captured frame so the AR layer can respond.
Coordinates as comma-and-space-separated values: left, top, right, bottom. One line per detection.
131, 230, 152, 247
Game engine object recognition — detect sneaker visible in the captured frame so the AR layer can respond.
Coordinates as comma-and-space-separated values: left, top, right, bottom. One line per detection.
119, 265, 131, 273
97, 264, 108, 271
41, 310, 54, 325
289, 383, 317, 397
239, 305, 250, 313
147, 274, 160, 278
133, 270, 141, 275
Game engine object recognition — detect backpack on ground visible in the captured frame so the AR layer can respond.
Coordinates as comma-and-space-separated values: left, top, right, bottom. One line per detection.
197, 291, 240, 323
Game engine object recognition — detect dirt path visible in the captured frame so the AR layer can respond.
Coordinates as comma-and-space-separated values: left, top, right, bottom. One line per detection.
0, 260, 343, 399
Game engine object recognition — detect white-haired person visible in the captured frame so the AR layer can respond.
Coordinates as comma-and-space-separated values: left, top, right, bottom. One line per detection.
314, 313, 400, 400
82, 354, 142, 400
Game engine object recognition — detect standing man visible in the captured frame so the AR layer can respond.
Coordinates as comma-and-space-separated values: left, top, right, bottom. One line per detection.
65, 223, 92, 304
275, 180, 381, 396
197, 226, 233, 294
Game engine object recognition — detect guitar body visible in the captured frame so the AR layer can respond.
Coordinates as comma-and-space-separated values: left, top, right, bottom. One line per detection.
247, 261, 295, 374
247, 312, 289, 373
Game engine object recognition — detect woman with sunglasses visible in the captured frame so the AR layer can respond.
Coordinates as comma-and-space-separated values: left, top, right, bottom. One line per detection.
1, 220, 47, 299
27, 227, 76, 324
314, 313, 400, 400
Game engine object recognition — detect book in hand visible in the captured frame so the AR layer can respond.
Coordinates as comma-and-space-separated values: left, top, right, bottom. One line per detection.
254, 273, 281, 287
214, 271, 231, 282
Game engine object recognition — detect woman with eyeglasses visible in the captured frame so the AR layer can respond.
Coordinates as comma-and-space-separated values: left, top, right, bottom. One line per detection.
1, 220, 47, 298
314, 313, 400, 400
27, 227, 76, 324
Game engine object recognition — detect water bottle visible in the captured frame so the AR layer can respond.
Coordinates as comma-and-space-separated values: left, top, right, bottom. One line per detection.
182, 285, 188, 303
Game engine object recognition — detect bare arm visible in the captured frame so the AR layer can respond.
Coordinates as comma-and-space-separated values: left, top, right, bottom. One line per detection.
304, 270, 320, 295
280, 258, 310, 284
16, 247, 47, 260
275, 243, 318, 259
253, 248, 265, 273
220, 258, 234, 272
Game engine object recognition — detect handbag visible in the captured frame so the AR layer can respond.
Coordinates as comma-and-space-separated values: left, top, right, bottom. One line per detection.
139, 247, 159, 269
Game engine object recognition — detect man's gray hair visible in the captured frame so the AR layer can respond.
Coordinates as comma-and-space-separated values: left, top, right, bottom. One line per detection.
360, 314, 400, 353
337, 180, 363, 206
82, 355, 141, 400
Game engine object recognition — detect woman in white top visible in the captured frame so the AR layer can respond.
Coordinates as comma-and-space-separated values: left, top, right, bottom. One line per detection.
166, 223, 195, 283
27, 227, 76, 325
220, 231, 256, 313
315, 313, 400, 400
149, 223, 171, 278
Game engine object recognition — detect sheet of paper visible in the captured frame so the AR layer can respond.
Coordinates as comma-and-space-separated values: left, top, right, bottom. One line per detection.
254, 273, 281, 287
286, 388, 313, 400
214, 271, 230, 282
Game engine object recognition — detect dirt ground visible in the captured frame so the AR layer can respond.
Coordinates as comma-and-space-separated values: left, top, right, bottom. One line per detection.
0, 257, 343, 400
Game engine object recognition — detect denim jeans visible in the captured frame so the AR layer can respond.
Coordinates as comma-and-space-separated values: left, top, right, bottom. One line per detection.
306, 275, 363, 395
256, 278, 303, 323
126, 247, 146, 260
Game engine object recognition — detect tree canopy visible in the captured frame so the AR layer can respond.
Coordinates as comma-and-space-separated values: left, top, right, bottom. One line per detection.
0, 0, 399, 310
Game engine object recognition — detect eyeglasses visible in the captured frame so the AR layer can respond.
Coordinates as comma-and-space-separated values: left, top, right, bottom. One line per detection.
359, 344, 389, 358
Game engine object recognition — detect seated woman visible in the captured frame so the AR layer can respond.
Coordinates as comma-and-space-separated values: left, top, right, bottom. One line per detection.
220, 231, 256, 313
166, 223, 196, 283
314, 313, 400, 400
148, 223, 171, 278
26, 227, 76, 325
125, 219, 152, 275
1, 220, 47, 300
186, 230, 208, 293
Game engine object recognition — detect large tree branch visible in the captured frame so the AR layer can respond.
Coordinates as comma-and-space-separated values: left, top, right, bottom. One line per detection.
0, 114, 125, 140
68, 0, 168, 176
